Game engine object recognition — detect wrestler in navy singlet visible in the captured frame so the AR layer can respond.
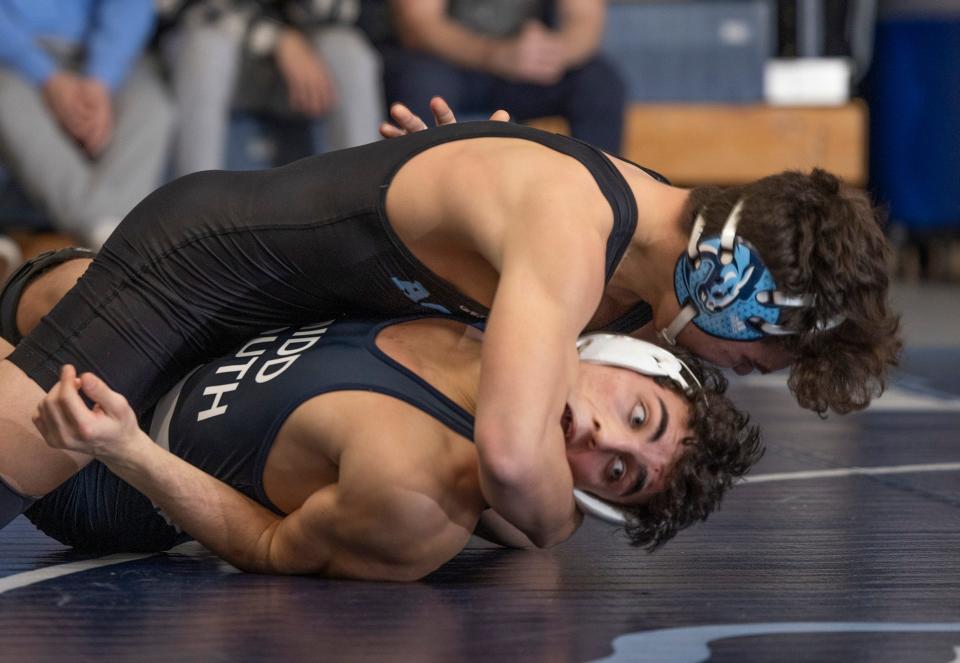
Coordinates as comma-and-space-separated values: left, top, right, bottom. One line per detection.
10, 121, 664, 414
26, 317, 478, 552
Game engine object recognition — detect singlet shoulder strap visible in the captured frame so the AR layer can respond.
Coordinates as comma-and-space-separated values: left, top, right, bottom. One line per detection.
360, 317, 476, 441
617, 156, 671, 185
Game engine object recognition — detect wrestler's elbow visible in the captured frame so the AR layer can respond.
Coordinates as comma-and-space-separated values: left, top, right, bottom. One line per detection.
532, 519, 579, 549
225, 522, 330, 576
473, 417, 544, 488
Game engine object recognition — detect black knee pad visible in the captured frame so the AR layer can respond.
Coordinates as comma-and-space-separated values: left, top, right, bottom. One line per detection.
0, 247, 96, 344
0, 475, 37, 529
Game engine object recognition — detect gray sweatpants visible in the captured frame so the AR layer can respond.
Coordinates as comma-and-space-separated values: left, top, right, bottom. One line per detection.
0, 57, 175, 248
164, 24, 384, 177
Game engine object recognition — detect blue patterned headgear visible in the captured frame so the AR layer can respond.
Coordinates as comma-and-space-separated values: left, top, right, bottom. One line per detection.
659, 200, 843, 345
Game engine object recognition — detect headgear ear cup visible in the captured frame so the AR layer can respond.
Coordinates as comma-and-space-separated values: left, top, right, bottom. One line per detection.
572, 334, 702, 526
660, 198, 844, 345
573, 489, 627, 526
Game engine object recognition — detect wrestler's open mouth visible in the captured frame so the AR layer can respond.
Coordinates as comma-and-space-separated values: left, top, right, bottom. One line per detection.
561, 405, 573, 444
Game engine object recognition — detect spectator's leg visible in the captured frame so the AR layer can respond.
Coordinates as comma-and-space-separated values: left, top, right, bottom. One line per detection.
311, 25, 384, 150
163, 24, 242, 176
81, 58, 176, 248
560, 56, 626, 154
380, 46, 472, 124
490, 55, 627, 154
0, 68, 95, 237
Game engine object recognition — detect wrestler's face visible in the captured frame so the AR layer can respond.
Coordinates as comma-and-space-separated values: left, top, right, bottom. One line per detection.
676, 324, 793, 375
562, 364, 691, 505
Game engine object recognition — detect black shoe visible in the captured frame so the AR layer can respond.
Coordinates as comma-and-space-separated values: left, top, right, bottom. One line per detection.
0, 247, 96, 345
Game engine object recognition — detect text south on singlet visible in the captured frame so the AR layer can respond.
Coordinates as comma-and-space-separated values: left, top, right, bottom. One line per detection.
195, 320, 336, 423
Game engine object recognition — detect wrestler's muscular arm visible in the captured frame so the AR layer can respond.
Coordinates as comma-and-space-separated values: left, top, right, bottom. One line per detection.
470, 169, 608, 547
388, 143, 609, 546
34, 367, 477, 580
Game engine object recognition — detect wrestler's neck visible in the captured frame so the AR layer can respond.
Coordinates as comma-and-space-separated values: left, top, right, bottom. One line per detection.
605, 171, 690, 321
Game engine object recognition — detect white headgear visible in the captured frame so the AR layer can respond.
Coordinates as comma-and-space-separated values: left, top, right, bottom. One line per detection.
572, 334, 702, 526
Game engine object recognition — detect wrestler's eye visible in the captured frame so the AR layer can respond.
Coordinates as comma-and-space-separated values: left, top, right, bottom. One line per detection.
629, 404, 646, 428
608, 457, 626, 483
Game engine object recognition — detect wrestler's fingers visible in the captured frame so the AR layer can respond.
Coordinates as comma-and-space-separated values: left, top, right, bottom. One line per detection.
429, 97, 456, 125
32, 410, 49, 440
36, 379, 72, 441
34, 397, 70, 449
79, 371, 130, 420
389, 103, 428, 133
489, 109, 511, 123
52, 364, 92, 433
31, 409, 69, 453
379, 121, 405, 139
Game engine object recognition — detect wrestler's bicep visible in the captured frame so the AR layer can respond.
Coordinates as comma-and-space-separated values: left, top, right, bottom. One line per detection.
268, 455, 474, 580
331, 486, 474, 582
324, 453, 476, 581
272, 493, 468, 581
477, 205, 607, 452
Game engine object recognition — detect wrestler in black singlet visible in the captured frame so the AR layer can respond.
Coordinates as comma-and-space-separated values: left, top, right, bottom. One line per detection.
26, 317, 479, 552
10, 121, 665, 414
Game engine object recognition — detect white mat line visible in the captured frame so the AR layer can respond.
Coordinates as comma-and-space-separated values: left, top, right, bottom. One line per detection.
0, 541, 205, 596
744, 462, 960, 484
0, 553, 156, 595
4, 464, 959, 594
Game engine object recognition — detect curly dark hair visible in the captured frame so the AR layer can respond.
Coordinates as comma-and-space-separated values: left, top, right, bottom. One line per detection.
623, 348, 763, 550
682, 169, 902, 415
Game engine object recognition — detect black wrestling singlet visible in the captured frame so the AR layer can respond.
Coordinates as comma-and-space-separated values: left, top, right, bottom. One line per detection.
11, 122, 658, 414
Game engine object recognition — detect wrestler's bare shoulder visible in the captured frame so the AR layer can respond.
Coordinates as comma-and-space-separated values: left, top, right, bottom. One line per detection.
386, 136, 615, 244
264, 390, 482, 514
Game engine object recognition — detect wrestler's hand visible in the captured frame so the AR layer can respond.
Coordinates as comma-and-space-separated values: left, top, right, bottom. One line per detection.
378, 96, 510, 139
33, 365, 142, 462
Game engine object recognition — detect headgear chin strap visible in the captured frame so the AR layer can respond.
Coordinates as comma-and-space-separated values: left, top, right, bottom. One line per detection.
659, 199, 844, 346
571, 333, 702, 527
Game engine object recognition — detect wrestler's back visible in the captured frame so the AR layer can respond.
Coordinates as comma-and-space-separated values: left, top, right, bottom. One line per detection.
384, 137, 616, 309
109, 129, 616, 312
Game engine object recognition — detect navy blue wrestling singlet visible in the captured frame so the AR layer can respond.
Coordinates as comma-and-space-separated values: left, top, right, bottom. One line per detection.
26, 317, 477, 552
10, 121, 661, 414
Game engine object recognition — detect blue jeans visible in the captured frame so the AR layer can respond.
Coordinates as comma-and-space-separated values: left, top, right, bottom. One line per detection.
381, 47, 626, 154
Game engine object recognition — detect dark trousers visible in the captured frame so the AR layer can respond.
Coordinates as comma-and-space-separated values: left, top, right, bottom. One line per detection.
381, 47, 627, 154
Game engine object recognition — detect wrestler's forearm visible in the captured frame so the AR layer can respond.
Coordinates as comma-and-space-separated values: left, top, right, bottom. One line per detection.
474, 314, 582, 547
475, 428, 581, 548
473, 205, 602, 546
100, 438, 290, 573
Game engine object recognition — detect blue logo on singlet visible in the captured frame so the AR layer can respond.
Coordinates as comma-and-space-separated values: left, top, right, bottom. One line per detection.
391, 277, 451, 314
